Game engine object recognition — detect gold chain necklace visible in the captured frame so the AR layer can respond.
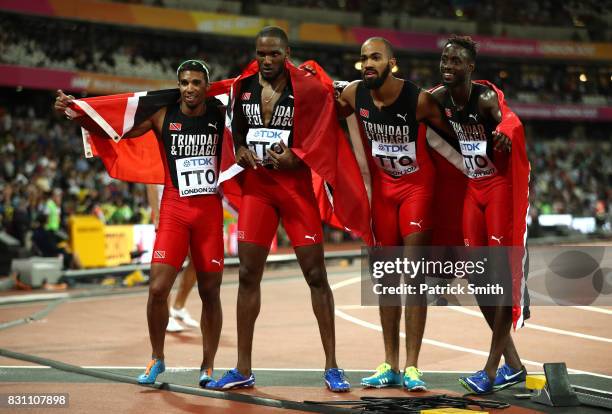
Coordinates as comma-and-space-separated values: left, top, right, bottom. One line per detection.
262, 81, 282, 104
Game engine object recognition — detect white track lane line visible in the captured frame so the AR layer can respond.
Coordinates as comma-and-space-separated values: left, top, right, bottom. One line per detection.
330, 277, 612, 380
571, 306, 612, 315
446, 306, 612, 344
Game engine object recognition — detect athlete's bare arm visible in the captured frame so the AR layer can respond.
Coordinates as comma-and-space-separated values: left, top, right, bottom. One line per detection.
416, 90, 456, 140
122, 107, 166, 139
232, 98, 259, 169
336, 81, 359, 119
54, 89, 165, 139
479, 88, 511, 152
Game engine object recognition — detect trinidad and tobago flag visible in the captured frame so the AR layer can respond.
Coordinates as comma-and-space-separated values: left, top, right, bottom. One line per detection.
66, 80, 234, 184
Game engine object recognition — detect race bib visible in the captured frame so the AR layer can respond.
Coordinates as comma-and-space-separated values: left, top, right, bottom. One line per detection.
371, 141, 419, 177
175, 156, 218, 197
246, 128, 290, 165
459, 139, 497, 179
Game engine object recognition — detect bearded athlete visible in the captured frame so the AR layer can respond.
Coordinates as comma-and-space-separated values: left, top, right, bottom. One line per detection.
336, 37, 456, 391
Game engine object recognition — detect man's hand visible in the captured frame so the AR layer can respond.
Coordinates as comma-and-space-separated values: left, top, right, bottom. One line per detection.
492, 130, 511, 152
54, 90, 74, 115
266, 141, 300, 170
235, 146, 259, 169
333, 81, 349, 99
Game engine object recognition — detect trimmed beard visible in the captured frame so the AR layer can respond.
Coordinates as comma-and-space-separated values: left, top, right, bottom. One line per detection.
363, 64, 391, 90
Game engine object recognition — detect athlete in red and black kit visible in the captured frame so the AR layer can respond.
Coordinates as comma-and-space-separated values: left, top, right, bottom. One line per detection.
55, 60, 224, 387
431, 36, 527, 394
336, 37, 456, 391
206, 27, 350, 392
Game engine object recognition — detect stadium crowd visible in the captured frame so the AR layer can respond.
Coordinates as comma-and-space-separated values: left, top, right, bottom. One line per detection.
1, 14, 609, 106
112, 0, 609, 41
0, 98, 151, 256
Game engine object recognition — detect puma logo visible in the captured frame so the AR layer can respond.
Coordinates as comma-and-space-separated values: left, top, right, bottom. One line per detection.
304, 234, 317, 242
211, 259, 222, 266
491, 235, 504, 244
469, 114, 478, 122
409, 219, 423, 229
288, 94, 294, 99
397, 113, 407, 122
208, 123, 217, 130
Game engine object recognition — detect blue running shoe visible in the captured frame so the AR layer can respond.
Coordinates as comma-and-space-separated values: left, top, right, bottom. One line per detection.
361, 363, 402, 388
459, 370, 493, 394
324, 368, 351, 392
494, 364, 526, 391
138, 358, 165, 384
206, 368, 255, 390
403, 366, 427, 391
198, 367, 214, 388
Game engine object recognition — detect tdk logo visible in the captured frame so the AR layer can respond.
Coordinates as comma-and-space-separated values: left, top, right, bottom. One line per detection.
183, 158, 214, 167
460, 142, 481, 151
379, 144, 411, 152
254, 130, 282, 139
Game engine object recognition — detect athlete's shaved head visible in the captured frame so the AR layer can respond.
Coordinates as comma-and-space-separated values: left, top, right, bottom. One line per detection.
444, 35, 477, 62
256, 26, 289, 48
363, 37, 394, 59
360, 37, 396, 90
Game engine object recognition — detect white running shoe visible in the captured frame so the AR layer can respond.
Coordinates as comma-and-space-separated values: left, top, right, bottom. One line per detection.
166, 316, 184, 332
170, 307, 199, 328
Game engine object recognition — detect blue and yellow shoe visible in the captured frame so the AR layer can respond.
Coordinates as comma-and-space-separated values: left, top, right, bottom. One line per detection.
459, 370, 494, 394
137, 358, 165, 384
206, 368, 255, 390
403, 366, 427, 391
361, 363, 402, 388
198, 367, 214, 388
494, 364, 526, 391
324, 368, 351, 392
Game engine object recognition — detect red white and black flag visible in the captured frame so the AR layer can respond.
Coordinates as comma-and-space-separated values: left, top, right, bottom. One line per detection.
66, 82, 233, 184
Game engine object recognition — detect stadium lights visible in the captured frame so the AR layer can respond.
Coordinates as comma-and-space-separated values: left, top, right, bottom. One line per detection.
392, 66, 399, 73
579, 73, 587, 82
455, 9, 464, 17
354, 61, 362, 70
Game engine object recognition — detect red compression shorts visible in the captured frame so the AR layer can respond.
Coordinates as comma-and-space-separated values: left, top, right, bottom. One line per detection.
371, 169, 434, 246
462, 174, 512, 247
151, 186, 224, 272
237, 166, 323, 248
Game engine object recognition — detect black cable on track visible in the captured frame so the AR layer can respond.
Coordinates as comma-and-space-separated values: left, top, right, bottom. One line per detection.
0, 348, 358, 414
305, 394, 510, 412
